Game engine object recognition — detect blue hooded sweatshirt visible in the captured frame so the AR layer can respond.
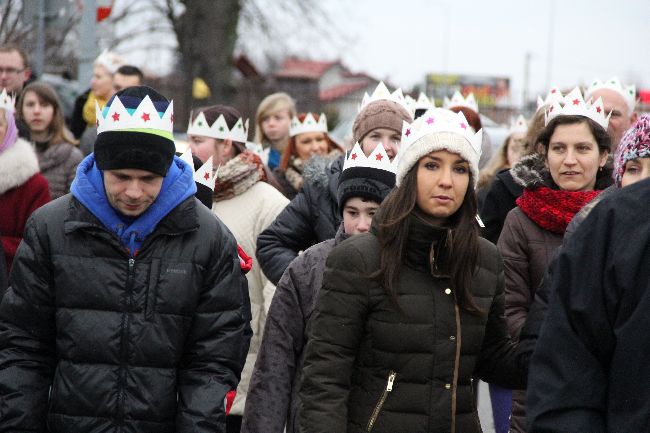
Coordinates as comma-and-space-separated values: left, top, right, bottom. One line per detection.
71, 154, 197, 256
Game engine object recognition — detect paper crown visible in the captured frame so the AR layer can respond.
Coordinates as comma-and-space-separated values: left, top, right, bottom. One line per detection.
443, 91, 479, 113
406, 92, 435, 114
509, 115, 528, 134
94, 50, 125, 74
359, 81, 410, 114
0, 89, 16, 112
401, 108, 482, 158
536, 86, 564, 111
96, 94, 174, 139
289, 112, 328, 137
187, 111, 249, 143
343, 142, 397, 174
585, 77, 636, 113
545, 87, 610, 130
179, 148, 217, 190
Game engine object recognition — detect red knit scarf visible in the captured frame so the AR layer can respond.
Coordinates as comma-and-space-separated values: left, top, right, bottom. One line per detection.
516, 186, 601, 234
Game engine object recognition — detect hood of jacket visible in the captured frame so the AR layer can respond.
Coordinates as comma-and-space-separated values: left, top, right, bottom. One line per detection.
510, 153, 552, 189
303, 153, 344, 202
0, 138, 40, 194
36, 141, 77, 171
70, 154, 197, 256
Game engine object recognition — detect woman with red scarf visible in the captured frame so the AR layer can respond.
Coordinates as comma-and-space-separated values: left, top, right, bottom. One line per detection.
496, 88, 612, 433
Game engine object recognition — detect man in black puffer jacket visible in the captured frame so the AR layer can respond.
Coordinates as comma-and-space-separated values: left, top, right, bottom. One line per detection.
0, 86, 252, 432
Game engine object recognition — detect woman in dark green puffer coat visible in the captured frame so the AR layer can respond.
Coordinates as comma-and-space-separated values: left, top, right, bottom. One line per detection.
299, 108, 527, 433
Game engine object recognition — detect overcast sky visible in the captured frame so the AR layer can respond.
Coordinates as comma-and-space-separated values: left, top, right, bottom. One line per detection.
115, 0, 650, 108
316, 0, 650, 106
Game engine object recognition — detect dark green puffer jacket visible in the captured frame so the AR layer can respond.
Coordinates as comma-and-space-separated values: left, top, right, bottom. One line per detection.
299, 215, 526, 433
0, 195, 252, 432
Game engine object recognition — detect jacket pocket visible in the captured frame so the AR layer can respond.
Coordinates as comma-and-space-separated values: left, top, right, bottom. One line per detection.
366, 371, 396, 432
145, 259, 161, 321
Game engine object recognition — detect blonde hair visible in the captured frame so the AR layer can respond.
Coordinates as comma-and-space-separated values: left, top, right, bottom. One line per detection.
253, 92, 296, 144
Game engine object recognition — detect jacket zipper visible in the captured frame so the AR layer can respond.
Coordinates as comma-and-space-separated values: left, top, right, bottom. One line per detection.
450, 304, 462, 433
366, 371, 396, 432
116, 257, 135, 428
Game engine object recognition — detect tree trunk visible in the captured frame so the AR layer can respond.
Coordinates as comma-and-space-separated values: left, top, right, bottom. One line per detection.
175, 0, 241, 107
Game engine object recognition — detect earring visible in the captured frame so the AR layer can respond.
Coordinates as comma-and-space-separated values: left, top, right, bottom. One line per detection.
599, 166, 604, 172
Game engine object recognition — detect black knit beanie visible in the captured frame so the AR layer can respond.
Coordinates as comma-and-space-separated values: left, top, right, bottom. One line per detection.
94, 86, 176, 176
337, 166, 395, 212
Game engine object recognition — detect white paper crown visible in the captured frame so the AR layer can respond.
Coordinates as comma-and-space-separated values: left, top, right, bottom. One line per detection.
359, 81, 410, 114
545, 87, 610, 130
401, 108, 483, 158
187, 111, 249, 142
509, 115, 528, 134
95, 94, 174, 139
179, 148, 217, 190
342, 142, 397, 174
536, 86, 564, 111
0, 89, 16, 112
289, 112, 328, 137
443, 91, 479, 113
585, 77, 636, 113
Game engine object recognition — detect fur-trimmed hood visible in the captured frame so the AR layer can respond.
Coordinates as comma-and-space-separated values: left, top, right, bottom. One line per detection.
303, 151, 344, 192
0, 138, 41, 194
510, 153, 552, 189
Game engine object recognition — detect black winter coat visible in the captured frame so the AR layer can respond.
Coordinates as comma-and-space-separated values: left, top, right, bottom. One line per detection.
0, 195, 252, 432
299, 216, 526, 433
479, 168, 523, 244
256, 155, 343, 284
528, 178, 650, 432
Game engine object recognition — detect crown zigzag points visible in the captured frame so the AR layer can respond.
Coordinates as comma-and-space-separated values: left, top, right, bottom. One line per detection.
187, 111, 249, 143
443, 91, 479, 113
509, 115, 528, 134
545, 87, 610, 130
359, 81, 411, 114
289, 112, 328, 137
537, 86, 564, 111
96, 95, 174, 138
0, 88, 16, 112
343, 142, 397, 174
585, 76, 636, 113
400, 108, 483, 158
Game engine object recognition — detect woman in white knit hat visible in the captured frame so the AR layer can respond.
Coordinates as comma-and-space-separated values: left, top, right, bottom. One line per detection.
298, 107, 525, 433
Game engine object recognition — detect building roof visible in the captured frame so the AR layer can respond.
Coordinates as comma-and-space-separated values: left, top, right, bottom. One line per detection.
320, 82, 370, 102
274, 58, 339, 79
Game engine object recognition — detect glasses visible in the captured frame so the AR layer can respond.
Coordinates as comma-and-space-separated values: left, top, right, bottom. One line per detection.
0, 67, 24, 75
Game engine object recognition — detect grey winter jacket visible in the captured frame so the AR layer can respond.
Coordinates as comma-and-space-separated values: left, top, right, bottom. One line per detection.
0, 195, 252, 431
256, 155, 343, 285
35, 141, 83, 199
242, 225, 348, 433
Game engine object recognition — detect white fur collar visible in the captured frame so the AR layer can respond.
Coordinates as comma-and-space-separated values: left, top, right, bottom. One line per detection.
0, 138, 41, 194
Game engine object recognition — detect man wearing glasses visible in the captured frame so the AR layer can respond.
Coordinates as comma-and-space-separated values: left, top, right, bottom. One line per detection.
0, 45, 31, 94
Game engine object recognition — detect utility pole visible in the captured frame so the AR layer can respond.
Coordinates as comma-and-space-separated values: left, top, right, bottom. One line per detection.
78, 0, 97, 86
523, 52, 531, 111
33, 0, 46, 78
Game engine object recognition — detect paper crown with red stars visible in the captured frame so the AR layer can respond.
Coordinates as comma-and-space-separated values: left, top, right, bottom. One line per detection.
545, 87, 610, 130
96, 94, 174, 140
289, 112, 328, 137
359, 81, 410, 114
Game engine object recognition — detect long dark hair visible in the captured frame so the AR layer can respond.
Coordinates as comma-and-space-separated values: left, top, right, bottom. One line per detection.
17, 81, 77, 147
373, 159, 483, 314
